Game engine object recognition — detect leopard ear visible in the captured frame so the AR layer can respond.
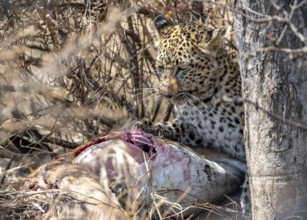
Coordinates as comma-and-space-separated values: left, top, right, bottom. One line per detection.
197, 27, 226, 53
154, 15, 173, 34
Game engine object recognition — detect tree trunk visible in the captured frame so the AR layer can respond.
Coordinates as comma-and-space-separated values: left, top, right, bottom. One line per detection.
234, 1, 307, 219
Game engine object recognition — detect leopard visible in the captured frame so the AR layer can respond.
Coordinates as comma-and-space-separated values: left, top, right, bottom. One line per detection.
135, 15, 251, 215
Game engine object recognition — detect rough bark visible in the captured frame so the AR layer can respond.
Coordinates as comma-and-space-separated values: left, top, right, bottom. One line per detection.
234, 1, 307, 219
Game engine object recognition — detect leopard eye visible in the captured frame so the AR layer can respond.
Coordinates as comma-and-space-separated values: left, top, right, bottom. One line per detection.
175, 65, 188, 76
178, 63, 188, 70
156, 66, 164, 76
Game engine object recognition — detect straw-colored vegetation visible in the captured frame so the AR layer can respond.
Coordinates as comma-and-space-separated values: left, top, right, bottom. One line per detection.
0, 0, 239, 219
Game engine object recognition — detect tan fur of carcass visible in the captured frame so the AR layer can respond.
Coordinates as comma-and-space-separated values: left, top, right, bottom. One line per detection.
25, 162, 128, 220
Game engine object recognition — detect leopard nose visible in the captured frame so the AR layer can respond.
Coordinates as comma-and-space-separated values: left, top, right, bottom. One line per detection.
159, 77, 178, 98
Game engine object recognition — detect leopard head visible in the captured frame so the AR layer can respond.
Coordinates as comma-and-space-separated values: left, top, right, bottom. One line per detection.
153, 16, 226, 104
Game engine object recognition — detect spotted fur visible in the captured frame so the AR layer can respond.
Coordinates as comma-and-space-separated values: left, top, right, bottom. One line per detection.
139, 16, 245, 161
135, 16, 250, 214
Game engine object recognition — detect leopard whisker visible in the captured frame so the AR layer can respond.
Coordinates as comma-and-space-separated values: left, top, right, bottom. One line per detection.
182, 95, 205, 118
135, 92, 159, 107
133, 87, 158, 93
184, 93, 211, 110
132, 87, 159, 103
173, 92, 207, 119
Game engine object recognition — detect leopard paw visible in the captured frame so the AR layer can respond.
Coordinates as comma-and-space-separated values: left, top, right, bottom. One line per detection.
152, 122, 175, 138
133, 118, 157, 135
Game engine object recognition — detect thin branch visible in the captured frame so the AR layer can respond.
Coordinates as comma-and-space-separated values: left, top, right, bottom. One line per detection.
222, 95, 307, 131
260, 46, 307, 59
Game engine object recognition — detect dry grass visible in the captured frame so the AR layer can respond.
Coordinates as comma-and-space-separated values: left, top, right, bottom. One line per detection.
0, 0, 238, 219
